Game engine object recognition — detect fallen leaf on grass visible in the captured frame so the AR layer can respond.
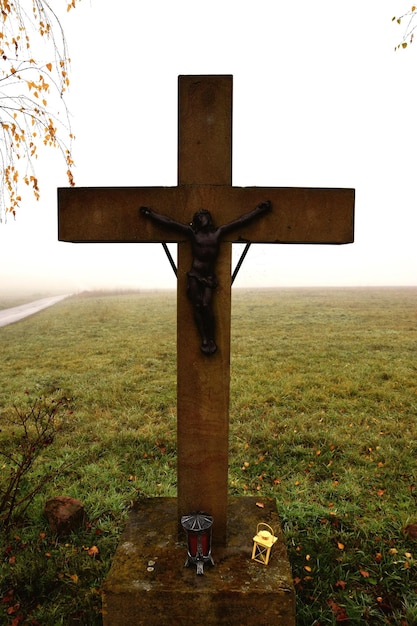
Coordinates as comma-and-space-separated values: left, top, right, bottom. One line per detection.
7, 603, 20, 616
335, 580, 347, 590
88, 545, 99, 557
403, 523, 417, 539
1, 590, 14, 604
328, 598, 348, 621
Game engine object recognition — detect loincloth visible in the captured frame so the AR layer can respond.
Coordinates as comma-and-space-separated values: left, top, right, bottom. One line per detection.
187, 271, 218, 290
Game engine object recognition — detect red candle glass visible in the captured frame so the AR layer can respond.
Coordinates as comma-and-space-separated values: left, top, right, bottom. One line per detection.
181, 511, 214, 575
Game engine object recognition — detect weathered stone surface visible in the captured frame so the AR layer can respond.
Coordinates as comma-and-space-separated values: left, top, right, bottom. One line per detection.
102, 497, 295, 626
44, 496, 85, 535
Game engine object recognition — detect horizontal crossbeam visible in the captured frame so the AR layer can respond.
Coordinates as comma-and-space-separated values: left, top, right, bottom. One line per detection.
58, 185, 354, 245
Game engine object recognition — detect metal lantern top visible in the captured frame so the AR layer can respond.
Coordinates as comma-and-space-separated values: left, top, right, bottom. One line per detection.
181, 512, 213, 533
253, 523, 278, 548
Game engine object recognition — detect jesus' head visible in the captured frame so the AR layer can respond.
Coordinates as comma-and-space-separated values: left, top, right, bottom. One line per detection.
191, 209, 215, 232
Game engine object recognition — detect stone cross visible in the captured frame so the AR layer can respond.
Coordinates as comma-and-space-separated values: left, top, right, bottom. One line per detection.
58, 75, 354, 545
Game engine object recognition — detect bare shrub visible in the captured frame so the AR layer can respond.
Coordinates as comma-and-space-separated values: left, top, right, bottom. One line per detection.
0, 394, 72, 526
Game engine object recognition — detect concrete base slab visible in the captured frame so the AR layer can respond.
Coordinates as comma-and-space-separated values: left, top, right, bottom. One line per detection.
102, 497, 295, 625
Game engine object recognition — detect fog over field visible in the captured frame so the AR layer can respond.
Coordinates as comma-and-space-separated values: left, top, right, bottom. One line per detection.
0, 1, 416, 295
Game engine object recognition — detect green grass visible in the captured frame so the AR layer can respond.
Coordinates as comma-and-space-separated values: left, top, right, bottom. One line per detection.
1, 287, 417, 624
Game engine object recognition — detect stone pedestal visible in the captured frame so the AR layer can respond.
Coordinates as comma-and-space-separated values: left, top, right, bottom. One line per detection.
102, 497, 295, 626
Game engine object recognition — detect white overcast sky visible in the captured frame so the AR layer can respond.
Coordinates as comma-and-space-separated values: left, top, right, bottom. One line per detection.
0, 0, 416, 293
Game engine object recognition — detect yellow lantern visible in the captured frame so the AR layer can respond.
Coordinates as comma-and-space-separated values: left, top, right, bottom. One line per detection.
251, 522, 278, 565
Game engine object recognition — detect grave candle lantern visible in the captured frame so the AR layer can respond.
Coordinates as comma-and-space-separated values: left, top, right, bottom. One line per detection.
181, 511, 214, 575
251, 522, 278, 565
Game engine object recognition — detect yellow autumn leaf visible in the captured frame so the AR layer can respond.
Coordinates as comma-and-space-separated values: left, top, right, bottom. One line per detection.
337, 542, 345, 550
46, 62, 52, 71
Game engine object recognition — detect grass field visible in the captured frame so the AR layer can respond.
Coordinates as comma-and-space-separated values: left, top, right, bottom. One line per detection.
1, 287, 417, 624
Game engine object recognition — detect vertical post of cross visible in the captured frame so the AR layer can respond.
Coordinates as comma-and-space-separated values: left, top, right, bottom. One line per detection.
176, 76, 233, 545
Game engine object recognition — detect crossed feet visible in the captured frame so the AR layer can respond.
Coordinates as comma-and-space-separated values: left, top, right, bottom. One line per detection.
200, 338, 217, 355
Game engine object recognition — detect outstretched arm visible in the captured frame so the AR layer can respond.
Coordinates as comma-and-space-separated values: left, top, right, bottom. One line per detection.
218, 200, 272, 236
140, 206, 191, 235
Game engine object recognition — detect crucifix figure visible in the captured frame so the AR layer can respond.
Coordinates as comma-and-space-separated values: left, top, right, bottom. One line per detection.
58, 75, 354, 545
140, 201, 271, 354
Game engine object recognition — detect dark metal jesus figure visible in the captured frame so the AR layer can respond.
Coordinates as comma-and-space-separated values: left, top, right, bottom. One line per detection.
140, 200, 271, 355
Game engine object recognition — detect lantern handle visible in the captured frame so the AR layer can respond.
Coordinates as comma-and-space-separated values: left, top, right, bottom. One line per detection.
256, 522, 275, 537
